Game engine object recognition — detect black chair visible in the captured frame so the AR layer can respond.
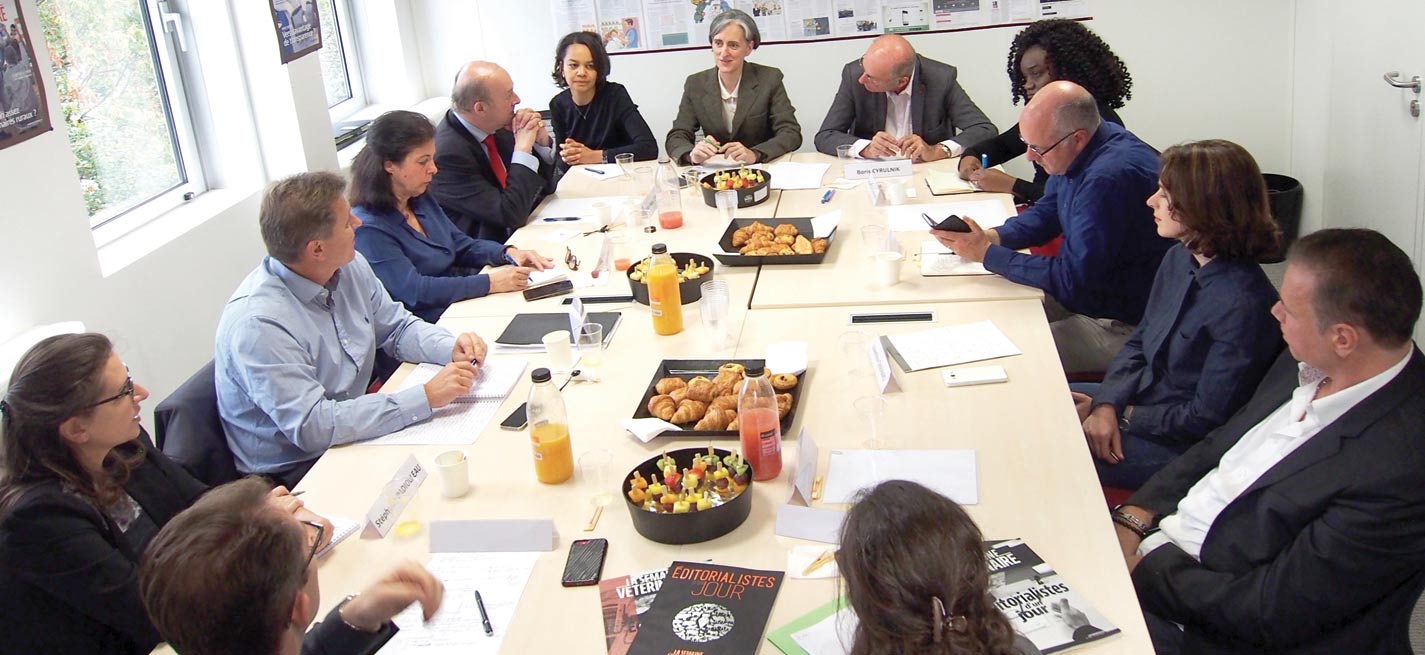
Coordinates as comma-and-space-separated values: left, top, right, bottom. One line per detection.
154, 360, 240, 486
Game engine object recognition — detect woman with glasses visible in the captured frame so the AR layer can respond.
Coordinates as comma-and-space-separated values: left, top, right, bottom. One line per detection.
958, 19, 1133, 203
0, 333, 328, 655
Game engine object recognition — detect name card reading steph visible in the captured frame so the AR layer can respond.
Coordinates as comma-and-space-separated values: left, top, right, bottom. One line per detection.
364, 454, 427, 538
843, 158, 913, 180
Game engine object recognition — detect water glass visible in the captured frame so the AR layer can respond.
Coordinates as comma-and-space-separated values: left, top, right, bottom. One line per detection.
579, 449, 613, 507
836, 144, 855, 160
614, 152, 635, 175
699, 280, 731, 347
860, 225, 890, 256
576, 323, 604, 370
854, 395, 888, 449
715, 189, 738, 224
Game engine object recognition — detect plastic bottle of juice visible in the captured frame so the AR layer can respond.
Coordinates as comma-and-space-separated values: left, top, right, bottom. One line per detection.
527, 367, 573, 484
647, 243, 684, 336
737, 364, 783, 480
655, 156, 683, 230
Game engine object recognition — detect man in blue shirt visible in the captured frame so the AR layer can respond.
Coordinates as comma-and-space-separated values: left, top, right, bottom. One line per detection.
934, 81, 1172, 373
216, 172, 486, 485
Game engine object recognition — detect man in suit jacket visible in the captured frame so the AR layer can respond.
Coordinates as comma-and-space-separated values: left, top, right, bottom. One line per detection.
429, 61, 556, 243
814, 34, 996, 162
1112, 228, 1425, 655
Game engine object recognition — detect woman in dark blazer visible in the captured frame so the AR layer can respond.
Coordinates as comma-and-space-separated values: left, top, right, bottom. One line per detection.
353, 110, 552, 323
0, 333, 322, 654
959, 19, 1133, 203
1072, 140, 1283, 489
665, 9, 801, 165
548, 31, 657, 173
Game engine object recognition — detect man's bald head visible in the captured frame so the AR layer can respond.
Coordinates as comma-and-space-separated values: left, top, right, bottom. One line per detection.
1019, 81, 1101, 175
859, 34, 916, 93
452, 61, 508, 111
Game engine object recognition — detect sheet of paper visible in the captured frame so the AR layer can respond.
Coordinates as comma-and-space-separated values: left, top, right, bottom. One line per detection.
821, 449, 979, 505
621, 417, 682, 443
920, 240, 992, 276
765, 341, 809, 376
810, 209, 841, 239
527, 268, 567, 286
767, 162, 831, 190
532, 195, 627, 224
787, 545, 840, 580
579, 163, 625, 180
882, 320, 1021, 372
429, 519, 557, 552
385, 552, 540, 654
774, 504, 844, 544
886, 199, 1015, 232
389, 359, 528, 402
791, 606, 858, 655
364, 400, 503, 446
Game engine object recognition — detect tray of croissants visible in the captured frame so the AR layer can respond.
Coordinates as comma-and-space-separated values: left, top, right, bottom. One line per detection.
714, 218, 834, 266
632, 359, 803, 437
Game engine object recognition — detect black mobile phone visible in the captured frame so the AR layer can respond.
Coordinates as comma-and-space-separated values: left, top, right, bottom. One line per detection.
561, 538, 608, 587
499, 403, 528, 431
922, 213, 972, 233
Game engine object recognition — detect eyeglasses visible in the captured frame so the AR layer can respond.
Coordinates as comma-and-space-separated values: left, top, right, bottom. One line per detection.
299, 520, 326, 570
81, 376, 134, 410
565, 246, 580, 272
1021, 130, 1078, 157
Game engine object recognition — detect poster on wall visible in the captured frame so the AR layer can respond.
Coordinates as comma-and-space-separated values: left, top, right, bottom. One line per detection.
733, 0, 788, 42
645, 0, 700, 48
269, 0, 323, 64
881, 0, 930, 32
552, 0, 599, 36
833, 0, 883, 36
0, 0, 51, 151
596, 0, 646, 51
784, 0, 835, 39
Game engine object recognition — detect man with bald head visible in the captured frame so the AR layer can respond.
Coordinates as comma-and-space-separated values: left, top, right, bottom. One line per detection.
429, 61, 557, 243
935, 81, 1171, 373
815, 34, 996, 161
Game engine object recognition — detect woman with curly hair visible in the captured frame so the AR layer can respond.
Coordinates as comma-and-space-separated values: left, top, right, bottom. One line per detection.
959, 19, 1133, 203
547, 31, 658, 173
837, 480, 1042, 655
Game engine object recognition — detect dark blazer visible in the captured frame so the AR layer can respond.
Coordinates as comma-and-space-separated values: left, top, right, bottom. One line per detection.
1129, 347, 1425, 654
814, 54, 997, 156
302, 606, 398, 654
0, 433, 206, 655
549, 81, 658, 174
429, 109, 556, 243
665, 61, 802, 164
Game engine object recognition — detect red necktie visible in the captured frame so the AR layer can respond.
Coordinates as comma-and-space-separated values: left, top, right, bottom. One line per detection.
482, 134, 508, 188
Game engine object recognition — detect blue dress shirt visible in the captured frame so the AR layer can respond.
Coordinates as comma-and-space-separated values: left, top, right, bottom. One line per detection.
984, 121, 1173, 324
1093, 245, 1283, 450
354, 194, 510, 323
215, 253, 455, 473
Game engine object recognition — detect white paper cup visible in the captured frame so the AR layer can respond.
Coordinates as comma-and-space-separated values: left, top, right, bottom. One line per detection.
542, 330, 573, 372
435, 450, 469, 498
885, 179, 908, 205
592, 201, 612, 226
875, 251, 904, 287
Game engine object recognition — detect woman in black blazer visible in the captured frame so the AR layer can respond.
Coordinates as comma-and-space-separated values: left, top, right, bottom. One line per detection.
0, 333, 323, 654
548, 31, 658, 173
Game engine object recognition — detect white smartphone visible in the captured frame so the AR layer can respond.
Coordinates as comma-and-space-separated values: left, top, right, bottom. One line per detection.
942, 365, 1008, 388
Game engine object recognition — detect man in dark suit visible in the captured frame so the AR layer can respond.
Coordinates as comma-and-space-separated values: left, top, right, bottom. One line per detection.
1111, 228, 1425, 654
814, 34, 996, 162
429, 61, 556, 243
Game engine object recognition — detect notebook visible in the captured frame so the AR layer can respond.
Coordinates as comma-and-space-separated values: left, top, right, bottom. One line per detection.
495, 312, 622, 349
390, 358, 528, 402
924, 168, 977, 195
920, 241, 991, 276
315, 515, 361, 558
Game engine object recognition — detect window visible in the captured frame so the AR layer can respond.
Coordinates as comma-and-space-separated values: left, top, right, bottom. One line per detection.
39, 0, 205, 230
316, 0, 365, 120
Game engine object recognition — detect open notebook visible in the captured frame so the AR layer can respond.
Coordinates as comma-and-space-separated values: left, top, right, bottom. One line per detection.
924, 168, 977, 195
315, 515, 361, 558
389, 358, 528, 402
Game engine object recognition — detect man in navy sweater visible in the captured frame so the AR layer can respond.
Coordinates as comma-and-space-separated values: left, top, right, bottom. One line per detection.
935, 81, 1172, 373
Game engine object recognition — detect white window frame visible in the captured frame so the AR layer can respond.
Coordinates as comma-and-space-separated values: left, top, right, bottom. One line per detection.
86, 0, 207, 237
324, 0, 368, 123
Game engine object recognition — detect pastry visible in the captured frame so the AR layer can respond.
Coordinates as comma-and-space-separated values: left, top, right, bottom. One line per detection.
686, 376, 717, 402
812, 238, 829, 254
776, 393, 793, 418
671, 399, 709, 424
774, 223, 798, 237
731, 225, 754, 247
710, 395, 740, 411
647, 395, 676, 421
718, 362, 745, 377
695, 408, 736, 430
727, 414, 739, 432
792, 235, 813, 254
774, 234, 795, 245
655, 377, 687, 395
770, 373, 798, 391
670, 387, 689, 404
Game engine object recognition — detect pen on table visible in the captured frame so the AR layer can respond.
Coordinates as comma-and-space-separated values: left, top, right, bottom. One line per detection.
586, 167, 606, 175
476, 590, 493, 636
541, 216, 581, 222
981, 153, 989, 169
820, 189, 834, 204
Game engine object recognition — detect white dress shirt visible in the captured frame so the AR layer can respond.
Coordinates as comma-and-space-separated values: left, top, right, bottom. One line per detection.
1140, 352, 1413, 560
720, 76, 740, 134
851, 69, 963, 159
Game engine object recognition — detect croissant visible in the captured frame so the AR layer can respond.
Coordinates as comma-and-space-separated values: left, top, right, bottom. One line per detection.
710, 395, 740, 411
727, 414, 739, 431
672, 399, 708, 424
749, 221, 773, 234
711, 371, 739, 393
812, 238, 829, 254
774, 223, 798, 237
655, 377, 687, 395
670, 387, 689, 404
776, 393, 793, 418
694, 408, 737, 430
647, 395, 676, 421
686, 377, 717, 402
774, 234, 796, 245
732, 225, 754, 247
792, 235, 813, 254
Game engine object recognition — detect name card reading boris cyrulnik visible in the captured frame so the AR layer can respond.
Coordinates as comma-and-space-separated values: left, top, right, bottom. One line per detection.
363, 454, 427, 538
843, 159, 913, 180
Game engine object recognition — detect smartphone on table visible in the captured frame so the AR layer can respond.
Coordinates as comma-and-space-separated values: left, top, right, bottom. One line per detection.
561, 538, 609, 587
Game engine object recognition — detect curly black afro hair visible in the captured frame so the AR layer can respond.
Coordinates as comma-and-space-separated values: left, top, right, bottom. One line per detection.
1007, 19, 1132, 108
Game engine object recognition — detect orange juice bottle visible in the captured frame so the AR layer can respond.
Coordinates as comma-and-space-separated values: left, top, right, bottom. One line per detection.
737, 365, 783, 480
647, 244, 684, 335
527, 368, 573, 484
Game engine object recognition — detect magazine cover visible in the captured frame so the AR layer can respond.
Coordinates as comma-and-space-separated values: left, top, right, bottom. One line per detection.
629, 561, 784, 655
600, 567, 669, 655
986, 538, 1119, 653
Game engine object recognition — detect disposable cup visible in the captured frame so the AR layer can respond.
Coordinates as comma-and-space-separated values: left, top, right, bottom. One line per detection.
542, 330, 573, 372
435, 450, 470, 498
876, 251, 904, 287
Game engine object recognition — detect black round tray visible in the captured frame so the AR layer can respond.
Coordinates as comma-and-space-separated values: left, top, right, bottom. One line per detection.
626, 253, 714, 306
622, 447, 753, 545
699, 168, 773, 208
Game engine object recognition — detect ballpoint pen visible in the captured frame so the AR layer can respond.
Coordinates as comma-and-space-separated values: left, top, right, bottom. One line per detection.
476, 590, 493, 636
820, 189, 834, 204
586, 167, 606, 175
981, 153, 989, 169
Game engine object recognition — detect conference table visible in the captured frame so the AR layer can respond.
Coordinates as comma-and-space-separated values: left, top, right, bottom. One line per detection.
288, 153, 1153, 654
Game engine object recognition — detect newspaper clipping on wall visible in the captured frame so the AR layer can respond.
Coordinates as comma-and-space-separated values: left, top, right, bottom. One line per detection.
0, 0, 51, 150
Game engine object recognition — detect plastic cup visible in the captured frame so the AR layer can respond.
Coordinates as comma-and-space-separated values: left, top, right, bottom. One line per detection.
577, 323, 604, 369
876, 251, 904, 287
580, 449, 614, 507
885, 179, 908, 205
615, 153, 634, 174
592, 201, 612, 226
836, 144, 855, 160
699, 280, 731, 347
542, 330, 573, 373
435, 450, 470, 498
855, 395, 889, 449
715, 189, 738, 224
860, 225, 890, 256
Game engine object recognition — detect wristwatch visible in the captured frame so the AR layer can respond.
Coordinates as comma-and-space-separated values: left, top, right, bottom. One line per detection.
1117, 406, 1133, 433
937, 143, 953, 158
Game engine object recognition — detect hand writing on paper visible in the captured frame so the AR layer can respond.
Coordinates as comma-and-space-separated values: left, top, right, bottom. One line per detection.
425, 361, 477, 408
453, 333, 488, 364
969, 167, 1017, 194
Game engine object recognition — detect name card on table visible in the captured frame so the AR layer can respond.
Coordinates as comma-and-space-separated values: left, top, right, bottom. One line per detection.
786, 427, 819, 507
870, 336, 903, 394
362, 454, 427, 538
843, 158, 913, 180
